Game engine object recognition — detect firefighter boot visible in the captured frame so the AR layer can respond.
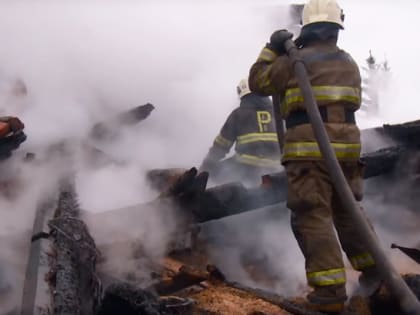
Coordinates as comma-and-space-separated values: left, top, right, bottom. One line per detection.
306, 284, 347, 313
358, 266, 382, 296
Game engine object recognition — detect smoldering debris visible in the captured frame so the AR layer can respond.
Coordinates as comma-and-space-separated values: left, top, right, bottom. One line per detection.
98, 283, 175, 315
1, 1, 420, 315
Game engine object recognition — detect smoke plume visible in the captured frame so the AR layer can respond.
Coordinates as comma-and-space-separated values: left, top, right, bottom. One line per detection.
0, 0, 419, 312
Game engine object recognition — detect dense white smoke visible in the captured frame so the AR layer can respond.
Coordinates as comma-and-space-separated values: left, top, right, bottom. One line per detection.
0, 0, 419, 312
0, 1, 292, 311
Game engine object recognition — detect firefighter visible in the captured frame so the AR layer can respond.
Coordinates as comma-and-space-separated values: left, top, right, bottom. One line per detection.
200, 79, 281, 184
248, 0, 379, 312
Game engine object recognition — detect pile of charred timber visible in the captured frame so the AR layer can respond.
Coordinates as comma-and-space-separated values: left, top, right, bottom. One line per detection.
14, 119, 420, 315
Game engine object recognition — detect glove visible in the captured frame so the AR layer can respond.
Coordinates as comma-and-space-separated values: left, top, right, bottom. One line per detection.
266, 29, 294, 55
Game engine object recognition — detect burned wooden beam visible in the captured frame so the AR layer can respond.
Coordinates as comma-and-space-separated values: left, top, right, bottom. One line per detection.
191, 172, 287, 222
84, 142, 407, 232
90, 103, 155, 140
391, 244, 420, 264
48, 178, 101, 315
360, 146, 406, 179
85, 118, 420, 243
382, 119, 420, 147
83, 168, 287, 242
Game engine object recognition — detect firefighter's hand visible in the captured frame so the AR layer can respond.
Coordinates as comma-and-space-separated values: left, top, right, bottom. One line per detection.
267, 30, 293, 55
0, 131, 27, 160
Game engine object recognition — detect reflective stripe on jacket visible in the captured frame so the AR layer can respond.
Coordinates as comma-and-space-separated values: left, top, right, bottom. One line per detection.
202, 93, 281, 169
235, 153, 280, 168
236, 132, 278, 145
283, 142, 361, 160
214, 134, 233, 148
282, 86, 361, 116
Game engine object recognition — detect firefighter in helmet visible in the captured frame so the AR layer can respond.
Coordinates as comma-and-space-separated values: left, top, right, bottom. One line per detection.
200, 78, 281, 185
248, 0, 379, 312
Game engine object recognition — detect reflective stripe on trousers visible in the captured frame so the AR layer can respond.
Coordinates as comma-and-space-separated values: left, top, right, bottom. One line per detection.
237, 132, 278, 145
350, 253, 375, 270
283, 142, 361, 159
307, 268, 346, 287
235, 154, 280, 167
282, 86, 361, 116
214, 134, 233, 148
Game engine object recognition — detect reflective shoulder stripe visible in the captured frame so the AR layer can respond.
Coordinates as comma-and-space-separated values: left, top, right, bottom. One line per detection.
283, 142, 361, 159
307, 268, 346, 287
283, 86, 361, 116
237, 132, 278, 145
350, 253, 375, 270
235, 154, 280, 168
302, 51, 354, 64
257, 47, 278, 63
214, 134, 233, 148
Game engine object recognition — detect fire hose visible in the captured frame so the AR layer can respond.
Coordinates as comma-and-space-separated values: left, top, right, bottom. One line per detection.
282, 38, 420, 315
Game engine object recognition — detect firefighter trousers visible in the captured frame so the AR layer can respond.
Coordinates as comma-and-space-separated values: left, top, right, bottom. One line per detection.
285, 160, 375, 291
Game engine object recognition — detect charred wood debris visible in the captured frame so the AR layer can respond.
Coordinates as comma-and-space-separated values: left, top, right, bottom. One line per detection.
13, 116, 420, 315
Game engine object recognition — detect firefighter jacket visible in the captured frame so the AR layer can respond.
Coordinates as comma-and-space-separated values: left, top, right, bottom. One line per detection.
249, 39, 362, 162
201, 93, 280, 170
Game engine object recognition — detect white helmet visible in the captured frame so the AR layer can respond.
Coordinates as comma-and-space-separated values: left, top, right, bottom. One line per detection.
302, 0, 344, 29
237, 78, 251, 98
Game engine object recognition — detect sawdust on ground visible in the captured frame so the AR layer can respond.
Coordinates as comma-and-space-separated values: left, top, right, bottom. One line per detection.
187, 283, 292, 315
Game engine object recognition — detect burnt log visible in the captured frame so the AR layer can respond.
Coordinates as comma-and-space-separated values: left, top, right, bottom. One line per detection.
84, 141, 406, 231
382, 119, 420, 147
391, 244, 420, 264
97, 282, 188, 315
90, 103, 155, 140
360, 146, 406, 179
48, 178, 101, 315
83, 168, 287, 242
86, 119, 420, 237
